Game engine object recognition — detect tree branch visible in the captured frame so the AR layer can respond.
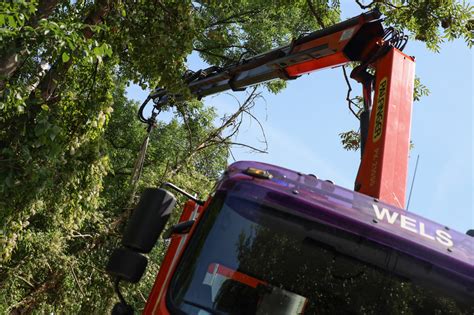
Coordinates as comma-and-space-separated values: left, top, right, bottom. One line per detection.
355, 0, 374, 9
224, 141, 268, 154
9, 271, 62, 314
206, 9, 260, 28
0, 0, 60, 88
33, 0, 113, 103
193, 48, 237, 63
176, 104, 194, 151
306, 0, 326, 28
243, 108, 268, 152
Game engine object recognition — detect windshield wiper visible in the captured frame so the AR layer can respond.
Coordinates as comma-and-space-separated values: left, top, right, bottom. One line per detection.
182, 299, 228, 315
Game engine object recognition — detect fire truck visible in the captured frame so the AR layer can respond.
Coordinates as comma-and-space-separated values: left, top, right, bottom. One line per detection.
106, 10, 474, 314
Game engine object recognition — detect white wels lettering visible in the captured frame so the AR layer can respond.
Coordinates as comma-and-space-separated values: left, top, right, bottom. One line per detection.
372, 204, 399, 224
371, 204, 454, 248
400, 215, 418, 233
419, 222, 435, 240
435, 230, 454, 247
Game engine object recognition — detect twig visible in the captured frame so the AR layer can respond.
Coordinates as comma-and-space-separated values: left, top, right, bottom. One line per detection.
224, 141, 268, 154
70, 233, 93, 238
342, 66, 361, 120
206, 10, 260, 28
193, 48, 236, 63
138, 289, 147, 302
176, 105, 193, 150
70, 266, 85, 295
228, 148, 237, 162
243, 108, 268, 151
355, 0, 374, 9
158, 159, 170, 186
306, 0, 326, 28
15, 274, 35, 288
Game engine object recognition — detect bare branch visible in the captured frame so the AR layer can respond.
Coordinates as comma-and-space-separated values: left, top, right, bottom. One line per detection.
342, 66, 361, 120
228, 148, 237, 162
306, 0, 326, 28
355, 0, 374, 9
206, 10, 260, 28
14, 274, 35, 289
223, 141, 268, 154
70, 266, 85, 295
193, 48, 237, 63
175, 104, 194, 150
138, 289, 147, 303
0, 0, 60, 85
70, 233, 93, 238
243, 108, 268, 152
169, 86, 265, 176
157, 159, 171, 186
9, 272, 62, 314
355, 0, 406, 11
193, 44, 256, 53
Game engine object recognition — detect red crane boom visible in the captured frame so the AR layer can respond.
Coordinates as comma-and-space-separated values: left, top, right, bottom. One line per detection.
144, 10, 414, 208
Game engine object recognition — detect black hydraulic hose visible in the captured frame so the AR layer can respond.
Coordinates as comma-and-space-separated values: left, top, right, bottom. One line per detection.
137, 96, 151, 124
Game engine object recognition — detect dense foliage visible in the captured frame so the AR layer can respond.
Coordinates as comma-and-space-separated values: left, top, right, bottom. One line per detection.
0, 0, 472, 312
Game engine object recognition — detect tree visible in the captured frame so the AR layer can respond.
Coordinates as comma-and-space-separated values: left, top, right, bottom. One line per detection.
0, 0, 472, 312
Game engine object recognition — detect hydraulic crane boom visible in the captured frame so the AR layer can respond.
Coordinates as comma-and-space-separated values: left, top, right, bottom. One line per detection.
184, 10, 383, 98
146, 10, 384, 103
142, 10, 414, 208
105, 11, 474, 315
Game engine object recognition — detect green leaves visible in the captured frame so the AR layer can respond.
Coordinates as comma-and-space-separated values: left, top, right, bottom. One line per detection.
7, 15, 17, 28
62, 52, 70, 63
0, 1, 472, 312
339, 130, 361, 151
92, 43, 113, 63
414, 76, 430, 102
378, 0, 474, 51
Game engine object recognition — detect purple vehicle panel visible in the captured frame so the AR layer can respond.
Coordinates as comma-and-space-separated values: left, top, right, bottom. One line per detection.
216, 161, 474, 284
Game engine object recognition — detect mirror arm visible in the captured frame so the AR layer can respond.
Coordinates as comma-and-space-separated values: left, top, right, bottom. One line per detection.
163, 220, 195, 239
162, 182, 205, 205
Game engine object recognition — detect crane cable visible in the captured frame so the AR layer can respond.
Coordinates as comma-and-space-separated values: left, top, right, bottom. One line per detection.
128, 102, 160, 207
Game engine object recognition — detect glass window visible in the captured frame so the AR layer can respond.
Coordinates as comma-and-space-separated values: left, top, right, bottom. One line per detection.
168, 194, 474, 314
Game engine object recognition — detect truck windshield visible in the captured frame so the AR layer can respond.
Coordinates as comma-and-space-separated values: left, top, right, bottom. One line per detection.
168, 194, 473, 314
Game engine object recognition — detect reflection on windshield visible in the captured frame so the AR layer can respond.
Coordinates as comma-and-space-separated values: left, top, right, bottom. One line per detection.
203, 263, 308, 314
168, 194, 474, 315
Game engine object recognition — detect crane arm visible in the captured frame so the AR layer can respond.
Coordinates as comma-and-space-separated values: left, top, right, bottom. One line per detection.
145, 10, 385, 108
143, 10, 415, 209
185, 10, 384, 98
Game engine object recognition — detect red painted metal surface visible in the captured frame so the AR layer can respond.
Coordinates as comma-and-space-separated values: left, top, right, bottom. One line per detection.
206, 263, 266, 288
285, 52, 349, 77
142, 200, 198, 315
285, 23, 360, 76
355, 48, 415, 208
142, 200, 195, 314
143, 197, 213, 314
284, 15, 385, 77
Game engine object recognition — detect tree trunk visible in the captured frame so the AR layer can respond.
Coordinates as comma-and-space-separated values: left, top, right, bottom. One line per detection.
0, 0, 59, 84
9, 272, 63, 314
35, 0, 113, 103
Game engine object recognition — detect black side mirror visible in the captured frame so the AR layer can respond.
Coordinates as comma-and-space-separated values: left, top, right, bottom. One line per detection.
106, 247, 148, 283
122, 188, 176, 253
106, 187, 178, 314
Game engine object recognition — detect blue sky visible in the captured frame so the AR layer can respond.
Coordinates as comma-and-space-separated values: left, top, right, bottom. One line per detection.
127, 3, 473, 233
